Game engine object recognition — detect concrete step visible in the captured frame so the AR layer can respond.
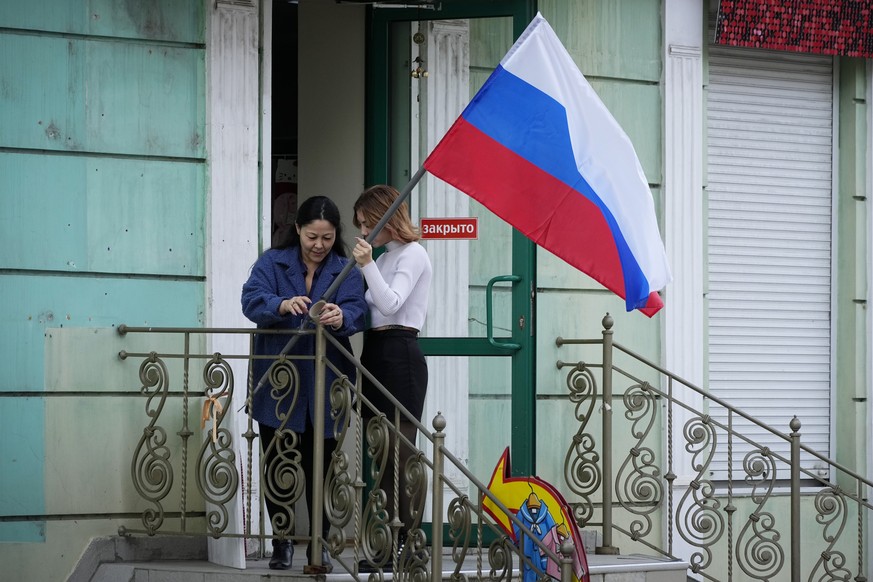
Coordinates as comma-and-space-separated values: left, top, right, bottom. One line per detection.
89, 549, 688, 582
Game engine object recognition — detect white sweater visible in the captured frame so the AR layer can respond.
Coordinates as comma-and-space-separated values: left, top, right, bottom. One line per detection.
360, 240, 432, 331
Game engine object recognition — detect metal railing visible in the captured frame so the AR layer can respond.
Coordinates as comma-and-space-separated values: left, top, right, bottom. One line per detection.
556, 314, 872, 581
8, 311, 862, 580
115, 321, 582, 582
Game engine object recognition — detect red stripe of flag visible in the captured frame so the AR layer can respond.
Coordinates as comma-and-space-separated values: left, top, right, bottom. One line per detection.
425, 117, 663, 317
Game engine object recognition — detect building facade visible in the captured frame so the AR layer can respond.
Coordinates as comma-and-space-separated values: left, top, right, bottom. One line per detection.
1, 0, 870, 580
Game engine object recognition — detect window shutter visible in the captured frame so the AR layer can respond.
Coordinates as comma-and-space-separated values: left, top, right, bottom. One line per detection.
706, 46, 833, 478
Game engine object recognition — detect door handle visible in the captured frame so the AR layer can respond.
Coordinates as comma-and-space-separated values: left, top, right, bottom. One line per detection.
486, 274, 522, 351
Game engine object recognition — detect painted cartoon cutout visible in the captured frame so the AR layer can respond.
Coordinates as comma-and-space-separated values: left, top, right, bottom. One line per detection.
514, 492, 556, 582
484, 447, 590, 582
543, 522, 575, 580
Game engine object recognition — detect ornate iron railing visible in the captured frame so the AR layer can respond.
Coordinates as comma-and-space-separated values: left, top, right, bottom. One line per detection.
9, 312, 863, 580
115, 321, 582, 582
556, 314, 872, 582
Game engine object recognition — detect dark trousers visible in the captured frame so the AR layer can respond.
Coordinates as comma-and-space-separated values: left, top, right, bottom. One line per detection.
361, 329, 428, 539
361, 329, 428, 421
259, 422, 334, 541
385, 419, 419, 539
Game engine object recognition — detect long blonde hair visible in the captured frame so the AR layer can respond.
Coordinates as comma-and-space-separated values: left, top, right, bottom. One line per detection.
353, 185, 420, 243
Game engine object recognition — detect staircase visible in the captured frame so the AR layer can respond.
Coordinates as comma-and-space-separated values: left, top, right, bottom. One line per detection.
76, 535, 689, 582
64, 314, 873, 581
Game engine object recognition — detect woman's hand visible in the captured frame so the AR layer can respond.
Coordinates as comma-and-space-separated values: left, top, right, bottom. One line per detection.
319, 302, 344, 330
353, 237, 373, 266
280, 295, 311, 316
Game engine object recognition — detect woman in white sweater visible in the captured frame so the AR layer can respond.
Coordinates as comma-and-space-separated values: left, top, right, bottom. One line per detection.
352, 184, 432, 572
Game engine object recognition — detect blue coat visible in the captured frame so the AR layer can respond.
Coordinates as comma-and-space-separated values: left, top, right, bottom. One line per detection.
241, 247, 367, 435
514, 500, 556, 582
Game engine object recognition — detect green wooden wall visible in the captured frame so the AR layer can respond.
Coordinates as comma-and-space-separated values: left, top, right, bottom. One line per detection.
533, 0, 664, 488
0, 0, 206, 557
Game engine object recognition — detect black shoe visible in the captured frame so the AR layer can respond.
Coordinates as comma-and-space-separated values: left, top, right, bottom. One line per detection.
269, 540, 293, 570
358, 558, 392, 573
304, 543, 333, 574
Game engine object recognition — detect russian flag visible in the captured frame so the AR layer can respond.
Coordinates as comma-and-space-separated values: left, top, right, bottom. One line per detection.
424, 13, 671, 316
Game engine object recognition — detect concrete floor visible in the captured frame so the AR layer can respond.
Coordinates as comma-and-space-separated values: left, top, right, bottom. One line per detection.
89, 546, 689, 582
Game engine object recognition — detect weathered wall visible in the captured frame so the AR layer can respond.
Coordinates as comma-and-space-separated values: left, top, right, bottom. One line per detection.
0, 0, 207, 578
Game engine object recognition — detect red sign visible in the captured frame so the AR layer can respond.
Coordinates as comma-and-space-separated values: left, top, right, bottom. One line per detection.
420, 217, 478, 240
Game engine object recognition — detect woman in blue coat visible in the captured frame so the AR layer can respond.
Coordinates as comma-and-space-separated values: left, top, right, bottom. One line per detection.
241, 195, 367, 571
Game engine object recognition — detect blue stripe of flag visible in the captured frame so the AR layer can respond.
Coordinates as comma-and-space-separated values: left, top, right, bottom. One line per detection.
460, 66, 653, 309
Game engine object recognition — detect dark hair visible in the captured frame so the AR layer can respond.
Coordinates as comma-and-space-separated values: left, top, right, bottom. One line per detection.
275, 195, 348, 257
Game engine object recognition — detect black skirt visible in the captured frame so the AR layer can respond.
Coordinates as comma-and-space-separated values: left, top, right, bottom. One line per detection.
360, 328, 428, 422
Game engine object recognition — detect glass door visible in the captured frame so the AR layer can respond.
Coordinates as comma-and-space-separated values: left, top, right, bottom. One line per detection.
365, 1, 538, 494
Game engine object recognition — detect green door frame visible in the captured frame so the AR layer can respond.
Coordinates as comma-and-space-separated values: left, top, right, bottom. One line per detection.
363, 0, 539, 476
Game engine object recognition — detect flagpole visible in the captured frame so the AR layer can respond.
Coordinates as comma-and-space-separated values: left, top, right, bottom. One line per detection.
314, 164, 428, 312
248, 165, 428, 399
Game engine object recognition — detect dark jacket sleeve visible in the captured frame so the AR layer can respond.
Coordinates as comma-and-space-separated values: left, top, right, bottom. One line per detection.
241, 251, 286, 327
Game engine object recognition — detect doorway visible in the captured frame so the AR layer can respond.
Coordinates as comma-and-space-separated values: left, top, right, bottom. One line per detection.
265, 0, 538, 535
365, 1, 539, 489
270, 0, 299, 248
